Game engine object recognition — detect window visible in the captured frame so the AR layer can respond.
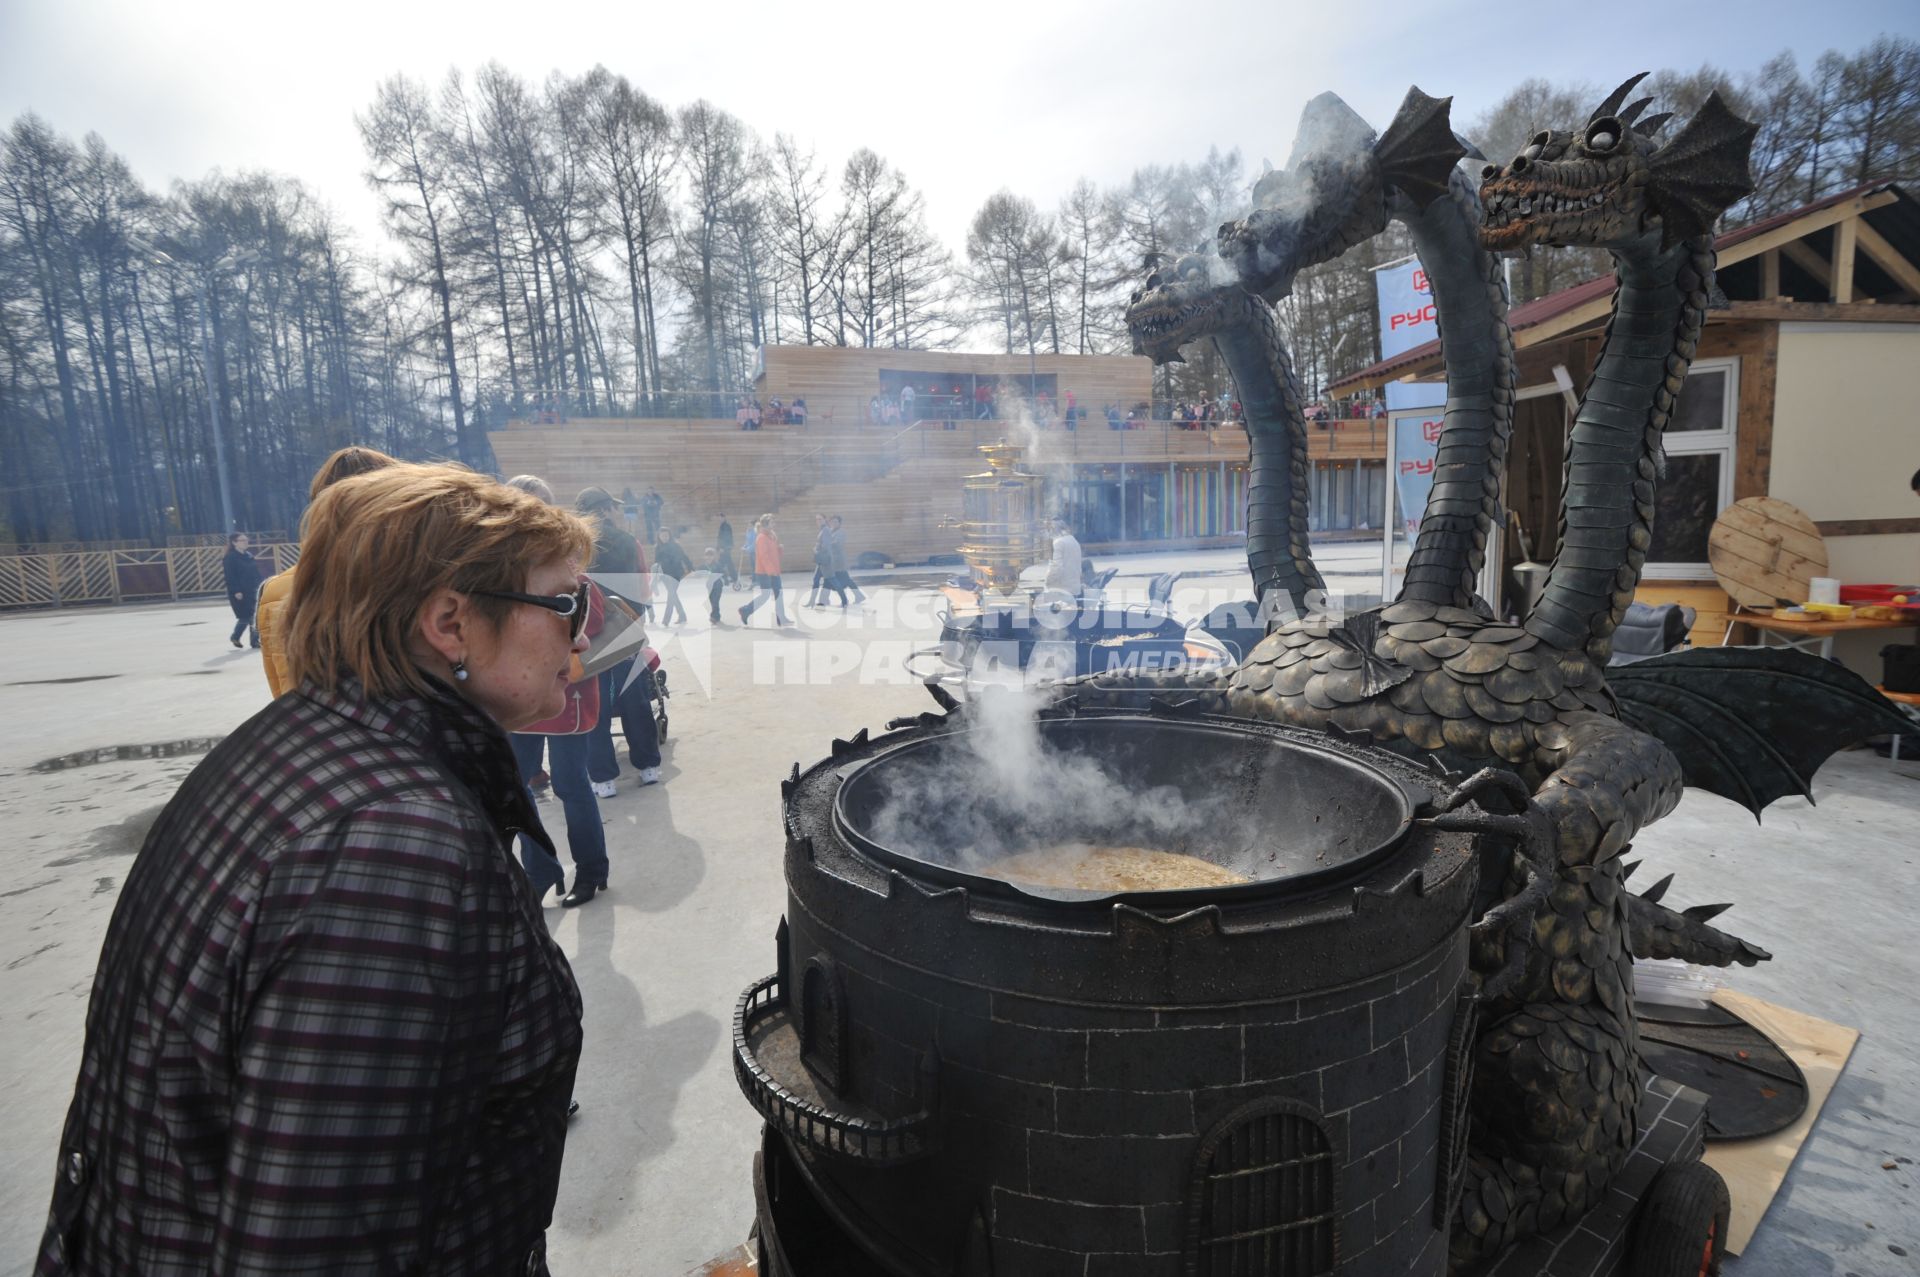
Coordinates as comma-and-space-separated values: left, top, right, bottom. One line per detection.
1645, 357, 1739, 579
1184, 1098, 1337, 1275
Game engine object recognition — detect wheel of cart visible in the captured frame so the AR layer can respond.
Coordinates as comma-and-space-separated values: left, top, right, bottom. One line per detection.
651, 662, 669, 743
1629, 1159, 1730, 1276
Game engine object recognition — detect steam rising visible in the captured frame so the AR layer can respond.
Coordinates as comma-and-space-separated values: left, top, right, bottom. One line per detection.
858, 683, 1322, 892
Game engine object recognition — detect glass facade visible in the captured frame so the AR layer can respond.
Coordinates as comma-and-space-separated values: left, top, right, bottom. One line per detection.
1050, 460, 1377, 544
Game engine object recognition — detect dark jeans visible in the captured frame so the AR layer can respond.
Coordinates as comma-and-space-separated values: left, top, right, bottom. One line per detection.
590, 657, 660, 779
707, 575, 726, 620
510, 732, 607, 892
826, 570, 865, 605
741, 574, 789, 624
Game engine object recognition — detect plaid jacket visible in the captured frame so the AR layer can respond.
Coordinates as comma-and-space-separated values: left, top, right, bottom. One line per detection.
38, 676, 583, 1276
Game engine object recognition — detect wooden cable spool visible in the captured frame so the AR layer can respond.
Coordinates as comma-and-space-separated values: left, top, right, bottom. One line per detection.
1708, 496, 1829, 610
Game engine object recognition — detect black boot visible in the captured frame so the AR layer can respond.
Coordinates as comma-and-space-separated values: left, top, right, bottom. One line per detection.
560, 880, 605, 907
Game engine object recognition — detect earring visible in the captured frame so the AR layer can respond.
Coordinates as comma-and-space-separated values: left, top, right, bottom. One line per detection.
452, 660, 469, 682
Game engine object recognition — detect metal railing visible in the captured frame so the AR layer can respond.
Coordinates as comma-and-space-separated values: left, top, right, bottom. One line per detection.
731, 972, 937, 1166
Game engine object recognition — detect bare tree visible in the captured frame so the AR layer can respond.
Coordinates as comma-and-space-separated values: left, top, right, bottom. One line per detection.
766, 133, 837, 345
1057, 178, 1124, 354
675, 100, 754, 393
358, 76, 477, 466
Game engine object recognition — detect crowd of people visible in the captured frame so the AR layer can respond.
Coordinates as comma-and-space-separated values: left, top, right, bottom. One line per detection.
735, 394, 807, 429
1170, 395, 1242, 429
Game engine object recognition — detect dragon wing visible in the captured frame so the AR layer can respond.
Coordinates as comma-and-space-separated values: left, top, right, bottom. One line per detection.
1607, 646, 1910, 817
1645, 90, 1759, 246
1374, 86, 1465, 210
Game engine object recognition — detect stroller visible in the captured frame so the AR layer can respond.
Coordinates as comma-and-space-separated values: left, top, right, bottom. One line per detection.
642, 646, 670, 743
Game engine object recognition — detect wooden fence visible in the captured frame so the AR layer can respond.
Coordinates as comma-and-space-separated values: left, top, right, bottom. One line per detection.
0, 543, 299, 611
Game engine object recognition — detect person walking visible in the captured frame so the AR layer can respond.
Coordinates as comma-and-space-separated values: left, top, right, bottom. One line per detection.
258, 446, 397, 696
806, 513, 830, 607
37, 464, 589, 1275
702, 547, 728, 623
223, 532, 263, 649
642, 487, 664, 542
510, 598, 611, 906
576, 487, 661, 793
652, 527, 692, 626
739, 513, 792, 626
824, 514, 866, 606
501, 474, 603, 906
716, 513, 737, 586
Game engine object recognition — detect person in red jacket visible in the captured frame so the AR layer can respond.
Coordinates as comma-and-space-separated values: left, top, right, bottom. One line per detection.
738, 513, 792, 626
504, 475, 609, 907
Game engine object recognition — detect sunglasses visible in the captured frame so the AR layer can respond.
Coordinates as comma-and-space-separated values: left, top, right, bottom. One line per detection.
471, 582, 592, 640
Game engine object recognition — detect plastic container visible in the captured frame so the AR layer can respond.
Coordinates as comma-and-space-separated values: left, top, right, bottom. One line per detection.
1634, 958, 1723, 1009
1809, 577, 1841, 605
1840, 584, 1920, 605
1799, 601, 1854, 620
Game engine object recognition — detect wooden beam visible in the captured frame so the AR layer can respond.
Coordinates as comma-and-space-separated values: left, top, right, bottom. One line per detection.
1516, 295, 1615, 349
1721, 300, 1920, 323
1832, 214, 1858, 303
1854, 218, 1920, 298
1715, 190, 1897, 268
1761, 249, 1780, 299
1781, 240, 1831, 287
1735, 322, 1777, 501
1815, 517, 1920, 537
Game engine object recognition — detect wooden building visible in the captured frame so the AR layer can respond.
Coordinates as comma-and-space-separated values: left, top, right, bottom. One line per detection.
1331, 182, 1920, 670
489, 345, 1390, 569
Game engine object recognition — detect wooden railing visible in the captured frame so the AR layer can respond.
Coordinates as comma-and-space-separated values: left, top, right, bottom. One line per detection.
0, 543, 298, 611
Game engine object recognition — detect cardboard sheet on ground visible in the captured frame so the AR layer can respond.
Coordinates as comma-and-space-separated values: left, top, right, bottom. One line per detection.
1702, 988, 1860, 1254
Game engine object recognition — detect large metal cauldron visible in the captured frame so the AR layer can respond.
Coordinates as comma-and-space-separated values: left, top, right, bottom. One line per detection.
734, 704, 1490, 1276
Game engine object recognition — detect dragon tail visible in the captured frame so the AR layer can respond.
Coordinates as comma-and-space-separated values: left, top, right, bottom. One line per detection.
1623, 864, 1771, 967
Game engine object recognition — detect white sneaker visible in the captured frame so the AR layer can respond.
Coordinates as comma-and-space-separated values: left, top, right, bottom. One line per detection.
590, 780, 616, 799
638, 768, 662, 785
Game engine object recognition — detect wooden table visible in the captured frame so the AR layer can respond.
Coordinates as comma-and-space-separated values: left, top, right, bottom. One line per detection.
1729, 611, 1916, 659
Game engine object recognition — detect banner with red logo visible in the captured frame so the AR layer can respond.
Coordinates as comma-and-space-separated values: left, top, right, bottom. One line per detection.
1390, 410, 1446, 539
1378, 258, 1437, 361
1374, 258, 1445, 540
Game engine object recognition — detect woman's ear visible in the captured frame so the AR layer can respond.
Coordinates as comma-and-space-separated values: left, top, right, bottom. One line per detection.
413, 587, 470, 668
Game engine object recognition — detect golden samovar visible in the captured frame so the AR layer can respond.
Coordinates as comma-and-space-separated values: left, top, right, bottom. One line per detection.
944, 441, 1048, 595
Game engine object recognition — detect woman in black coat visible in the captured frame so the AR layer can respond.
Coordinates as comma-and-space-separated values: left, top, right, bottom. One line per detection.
221, 531, 262, 648
39, 466, 595, 1275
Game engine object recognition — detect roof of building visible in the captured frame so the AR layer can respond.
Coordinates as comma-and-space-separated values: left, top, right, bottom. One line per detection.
1329, 182, 1917, 395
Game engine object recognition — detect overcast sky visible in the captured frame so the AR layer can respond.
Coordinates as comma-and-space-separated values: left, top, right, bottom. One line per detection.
3, 0, 1912, 264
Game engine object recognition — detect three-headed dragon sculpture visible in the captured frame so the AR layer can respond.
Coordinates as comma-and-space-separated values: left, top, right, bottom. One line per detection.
1081, 77, 1909, 1267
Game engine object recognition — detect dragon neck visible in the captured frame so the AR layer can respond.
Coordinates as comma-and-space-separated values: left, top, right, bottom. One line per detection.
1396, 173, 1516, 608
1213, 302, 1326, 616
1524, 234, 1716, 662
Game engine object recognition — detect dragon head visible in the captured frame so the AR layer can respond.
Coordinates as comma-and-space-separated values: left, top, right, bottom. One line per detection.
1480, 74, 1758, 253
1220, 87, 1465, 303
1126, 252, 1253, 365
